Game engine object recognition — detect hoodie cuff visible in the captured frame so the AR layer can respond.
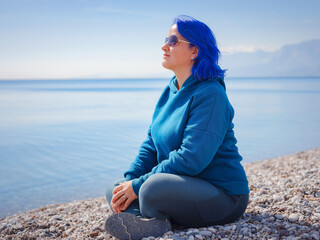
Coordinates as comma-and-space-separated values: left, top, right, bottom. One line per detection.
132, 177, 144, 197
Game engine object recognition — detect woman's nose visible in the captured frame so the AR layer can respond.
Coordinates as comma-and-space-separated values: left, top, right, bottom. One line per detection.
161, 42, 169, 51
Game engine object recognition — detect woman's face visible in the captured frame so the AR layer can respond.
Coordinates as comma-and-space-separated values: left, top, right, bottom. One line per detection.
161, 24, 196, 73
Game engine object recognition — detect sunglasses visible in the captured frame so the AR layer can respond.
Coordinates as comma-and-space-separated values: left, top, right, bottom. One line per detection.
165, 35, 190, 47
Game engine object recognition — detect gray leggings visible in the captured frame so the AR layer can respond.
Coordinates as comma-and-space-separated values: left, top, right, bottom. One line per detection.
106, 173, 249, 227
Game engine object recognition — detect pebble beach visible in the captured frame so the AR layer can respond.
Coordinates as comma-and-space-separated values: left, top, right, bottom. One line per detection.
1, 148, 319, 240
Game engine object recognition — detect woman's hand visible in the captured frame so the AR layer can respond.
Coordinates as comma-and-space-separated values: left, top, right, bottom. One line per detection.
111, 180, 138, 213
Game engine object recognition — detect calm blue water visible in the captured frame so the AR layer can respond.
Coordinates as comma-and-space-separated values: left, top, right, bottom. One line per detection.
0, 77, 319, 218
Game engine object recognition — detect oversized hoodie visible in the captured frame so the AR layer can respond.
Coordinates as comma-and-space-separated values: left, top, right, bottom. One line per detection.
124, 75, 249, 196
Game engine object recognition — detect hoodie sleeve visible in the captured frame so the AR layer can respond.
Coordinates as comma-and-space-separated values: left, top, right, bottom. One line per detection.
123, 125, 158, 181
131, 87, 232, 196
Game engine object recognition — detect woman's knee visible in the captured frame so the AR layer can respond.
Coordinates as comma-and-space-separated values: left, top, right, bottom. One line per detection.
139, 173, 172, 218
139, 173, 172, 201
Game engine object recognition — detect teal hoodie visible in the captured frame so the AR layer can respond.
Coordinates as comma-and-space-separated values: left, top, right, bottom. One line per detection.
124, 75, 249, 196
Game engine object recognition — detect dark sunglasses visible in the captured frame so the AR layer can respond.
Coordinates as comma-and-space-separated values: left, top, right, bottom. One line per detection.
165, 35, 190, 47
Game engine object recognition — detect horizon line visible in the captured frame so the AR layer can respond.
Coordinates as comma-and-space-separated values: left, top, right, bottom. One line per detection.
0, 76, 319, 81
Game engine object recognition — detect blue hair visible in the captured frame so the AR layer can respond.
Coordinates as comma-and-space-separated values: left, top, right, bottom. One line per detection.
173, 15, 226, 88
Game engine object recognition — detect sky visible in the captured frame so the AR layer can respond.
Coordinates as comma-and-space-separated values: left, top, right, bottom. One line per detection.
0, 0, 320, 80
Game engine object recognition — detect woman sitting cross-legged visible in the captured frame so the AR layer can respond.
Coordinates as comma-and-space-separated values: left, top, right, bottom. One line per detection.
104, 15, 249, 240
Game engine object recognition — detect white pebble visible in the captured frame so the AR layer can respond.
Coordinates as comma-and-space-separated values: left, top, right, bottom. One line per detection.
272, 195, 282, 202
223, 226, 232, 231
313, 213, 320, 220
186, 230, 195, 236
188, 236, 194, 240
289, 213, 299, 222
194, 234, 203, 240
49, 226, 56, 232
199, 230, 212, 236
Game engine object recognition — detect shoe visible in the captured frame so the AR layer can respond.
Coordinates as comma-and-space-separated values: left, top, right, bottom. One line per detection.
104, 212, 172, 240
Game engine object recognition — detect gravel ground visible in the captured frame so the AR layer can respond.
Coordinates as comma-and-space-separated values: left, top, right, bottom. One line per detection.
1, 148, 319, 240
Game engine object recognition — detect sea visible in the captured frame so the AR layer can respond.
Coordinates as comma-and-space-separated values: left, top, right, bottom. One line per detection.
0, 77, 319, 218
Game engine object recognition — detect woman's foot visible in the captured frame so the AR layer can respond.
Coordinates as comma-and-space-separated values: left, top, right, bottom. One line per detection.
104, 212, 172, 240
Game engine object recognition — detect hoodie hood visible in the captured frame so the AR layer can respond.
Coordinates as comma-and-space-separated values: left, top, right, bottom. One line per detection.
169, 75, 198, 93
216, 76, 226, 90
169, 75, 226, 94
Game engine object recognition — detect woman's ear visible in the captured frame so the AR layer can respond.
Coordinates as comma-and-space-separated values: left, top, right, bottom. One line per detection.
192, 46, 199, 61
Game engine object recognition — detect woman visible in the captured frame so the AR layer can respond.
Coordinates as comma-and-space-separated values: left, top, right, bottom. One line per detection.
105, 15, 249, 240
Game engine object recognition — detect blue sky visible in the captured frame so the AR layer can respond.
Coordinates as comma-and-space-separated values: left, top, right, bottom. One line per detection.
1, 0, 320, 79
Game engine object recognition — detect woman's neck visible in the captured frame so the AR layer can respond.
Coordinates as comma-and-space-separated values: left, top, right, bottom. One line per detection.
175, 69, 192, 90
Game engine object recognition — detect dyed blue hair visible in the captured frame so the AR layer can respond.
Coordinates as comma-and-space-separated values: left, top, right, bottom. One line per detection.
173, 15, 226, 88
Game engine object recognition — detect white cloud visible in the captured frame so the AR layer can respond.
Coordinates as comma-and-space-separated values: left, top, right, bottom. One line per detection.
220, 45, 280, 55
220, 46, 257, 54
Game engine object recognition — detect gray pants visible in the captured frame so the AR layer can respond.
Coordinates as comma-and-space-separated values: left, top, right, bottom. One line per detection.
106, 173, 248, 227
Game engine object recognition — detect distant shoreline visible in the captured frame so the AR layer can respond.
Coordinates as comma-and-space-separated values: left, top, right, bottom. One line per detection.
0, 76, 320, 82
1, 147, 319, 239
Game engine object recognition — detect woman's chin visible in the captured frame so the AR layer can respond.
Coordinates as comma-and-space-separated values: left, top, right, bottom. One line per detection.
162, 61, 172, 70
